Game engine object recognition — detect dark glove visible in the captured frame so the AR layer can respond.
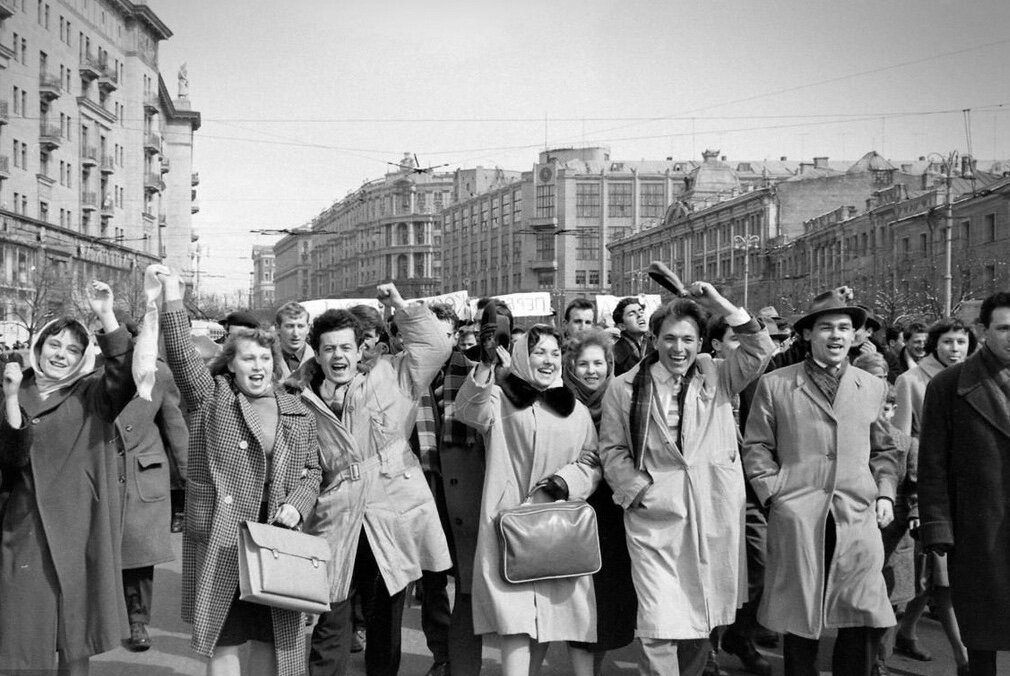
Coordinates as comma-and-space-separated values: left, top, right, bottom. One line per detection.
540, 475, 569, 501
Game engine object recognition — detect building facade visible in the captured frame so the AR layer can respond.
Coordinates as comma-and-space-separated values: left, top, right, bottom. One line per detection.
272, 228, 312, 305
250, 243, 274, 310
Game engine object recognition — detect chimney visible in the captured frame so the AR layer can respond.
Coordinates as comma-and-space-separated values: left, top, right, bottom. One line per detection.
813, 156, 829, 169
901, 163, 912, 173
961, 154, 976, 177
780, 156, 788, 161
799, 162, 813, 175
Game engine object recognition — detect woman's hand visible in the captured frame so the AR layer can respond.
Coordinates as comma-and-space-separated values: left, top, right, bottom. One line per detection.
876, 497, 894, 529
3, 362, 22, 399
88, 281, 119, 332
273, 503, 301, 528
153, 266, 184, 303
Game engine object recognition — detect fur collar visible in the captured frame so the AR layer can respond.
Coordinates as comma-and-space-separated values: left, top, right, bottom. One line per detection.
499, 372, 576, 417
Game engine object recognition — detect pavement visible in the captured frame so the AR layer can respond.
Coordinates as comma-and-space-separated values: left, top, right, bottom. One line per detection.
92, 534, 1007, 675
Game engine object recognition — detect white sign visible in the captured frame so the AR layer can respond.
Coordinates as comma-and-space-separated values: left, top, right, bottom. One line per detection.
300, 298, 383, 319
412, 290, 471, 320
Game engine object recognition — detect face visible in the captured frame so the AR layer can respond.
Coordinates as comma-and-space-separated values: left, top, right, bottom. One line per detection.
573, 344, 608, 390
983, 307, 1010, 364
438, 319, 458, 346
711, 327, 739, 358
315, 328, 364, 386
457, 332, 477, 352
565, 308, 595, 338
907, 332, 928, 359
802, 313, 854, 367
882, 401, 896, 420
935, 329, 970, 367
228, 338, 273, 396
527, 335, 561, 389
853, 325, 872, 346
277, 313, 309, 353
654, 316, 700, 377
619, 303, 647, 337
38, 329, 86, 379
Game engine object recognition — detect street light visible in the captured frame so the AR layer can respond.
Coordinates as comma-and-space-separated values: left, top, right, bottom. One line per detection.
733, 234, 761, 309
927, 151, 960, 317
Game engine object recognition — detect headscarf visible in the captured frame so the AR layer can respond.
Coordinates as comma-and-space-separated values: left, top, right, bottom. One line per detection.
510, 329, 563, 391
562, 338, 614, 428
29, 317, 97, 399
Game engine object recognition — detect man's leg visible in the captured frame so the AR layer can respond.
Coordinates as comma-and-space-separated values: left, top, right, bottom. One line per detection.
782, 633, 820, 676
122, 566, 153, 651
308, 599, 352, 676
967, 649, 997, 676
448, 590, 483, 675
679, 638, 711, 676
639, 638, 681, 676
831, 626, 886, 676
356, 533, 408, 676
420, 569, 451, 667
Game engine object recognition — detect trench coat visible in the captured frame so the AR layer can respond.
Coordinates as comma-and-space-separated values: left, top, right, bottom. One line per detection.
162, 306, 322, 676
290, 304, 453, 603
0, 327, 134, 668
118, 359, 189, 568
743, 362, 901, 639
455, 371, 601, 641
919, 349, 1010, 650
601, 320, 774, 640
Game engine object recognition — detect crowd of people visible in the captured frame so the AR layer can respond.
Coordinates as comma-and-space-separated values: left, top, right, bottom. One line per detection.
0, 264, 1008, 676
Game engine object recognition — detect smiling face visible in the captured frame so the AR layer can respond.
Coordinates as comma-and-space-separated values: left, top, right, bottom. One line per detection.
803, 313, 855, 367
907, 332, 928, 359
228, 338, 274, 396
654, 316, 701, 377
573, 344, 608, 390
527, 335, 562, 389
619, 303, 647, 337
277, 313, 309, 354
315, 328, 364, 386
38, 329, 86, 379
935, 329, 970, 367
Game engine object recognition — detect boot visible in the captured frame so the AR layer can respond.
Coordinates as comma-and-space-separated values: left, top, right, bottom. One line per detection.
721, 629, 772, 676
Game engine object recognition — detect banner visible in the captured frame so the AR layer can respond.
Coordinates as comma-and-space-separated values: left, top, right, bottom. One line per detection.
411, 290, 471, 321
300, 298, 383, 319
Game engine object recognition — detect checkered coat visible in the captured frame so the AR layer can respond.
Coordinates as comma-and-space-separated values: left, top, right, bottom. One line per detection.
162, 306, 321, 676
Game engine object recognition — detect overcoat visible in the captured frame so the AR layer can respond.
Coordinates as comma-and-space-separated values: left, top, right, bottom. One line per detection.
893, 353, 944, 457
162, 306, 322, 676
919, 348, 1010, 650
290, 304, 453, 602
601, 321, 774, 640
0, 326, 134, 668
117, 359, 189, 568
454, 370, 601, 642
743, 362, 901, 639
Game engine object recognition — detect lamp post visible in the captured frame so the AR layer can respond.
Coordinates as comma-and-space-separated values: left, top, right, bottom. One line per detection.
733, 234, 761, 309
928, 151, 959, 317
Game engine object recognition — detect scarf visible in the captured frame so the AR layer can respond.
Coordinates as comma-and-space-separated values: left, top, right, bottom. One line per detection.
133, 264, 170, 401
628, 350, 663, 466
29, 318, 97, 399
413, 384, 441, 474
501, 332, 575, 417
804, 355, 847, 405
562, 350, 613, 430
441, 349, 479, 448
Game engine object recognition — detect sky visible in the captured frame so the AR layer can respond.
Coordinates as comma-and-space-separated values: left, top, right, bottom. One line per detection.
150, 0, 1010, 295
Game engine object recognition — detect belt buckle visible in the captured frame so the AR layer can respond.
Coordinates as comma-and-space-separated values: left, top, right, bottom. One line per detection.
349, 463, 360, 481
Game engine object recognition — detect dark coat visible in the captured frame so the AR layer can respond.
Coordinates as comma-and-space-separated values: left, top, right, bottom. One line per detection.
0, 327, 135, 666
919, 349, 1010, 650
162, 307, 321, 676
117, 359, 189, 569
612, 331, 645, 377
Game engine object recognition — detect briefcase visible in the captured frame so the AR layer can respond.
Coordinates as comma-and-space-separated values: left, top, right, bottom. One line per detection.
495, 497, 601, 584
237, 521, 331, 614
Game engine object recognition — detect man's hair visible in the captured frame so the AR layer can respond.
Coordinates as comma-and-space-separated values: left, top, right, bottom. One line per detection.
612, 297, 641, 326
980, 291, 1010, 328
649, 299, 709, 342
925, 317, 978, 356
475, 297, 514, 330
428, 302, 460, 330
309, 309, 364, 350
564, 298, 596, 323
902, 322, 929, 342
703, 316, 732, 353
885, 326, 903, 344
208, 327, 283, 381
348, 305, 384, 335
274, 301, 309, 326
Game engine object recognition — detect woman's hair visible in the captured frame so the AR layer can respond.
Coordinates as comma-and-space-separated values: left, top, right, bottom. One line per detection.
35, 317, 89, 354
852, 352, 888, 375
925, 317, 978, 357
567, 329, 614, 366
525, 324, 563, 355
208, 326, 283, 381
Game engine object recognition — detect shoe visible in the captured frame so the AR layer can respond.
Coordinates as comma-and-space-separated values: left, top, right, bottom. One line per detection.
127, 622, 151, 652
894, 633, 932, 661
424, 662, 449, 676
170, 512, 184, 533
703, 649, 727, 676
350, 628, 365, 653
721, 632, 772, 676
753, 626, 779, 648
871, 656, 891, 676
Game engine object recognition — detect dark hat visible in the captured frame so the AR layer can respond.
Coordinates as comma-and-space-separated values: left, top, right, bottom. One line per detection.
222, 310, 260, 330
793, 289, 867, 334
855, 304, 882, 332
463, 299, 512, 362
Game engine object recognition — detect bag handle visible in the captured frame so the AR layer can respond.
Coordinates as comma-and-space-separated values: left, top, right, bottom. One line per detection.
522, 482, 566, 504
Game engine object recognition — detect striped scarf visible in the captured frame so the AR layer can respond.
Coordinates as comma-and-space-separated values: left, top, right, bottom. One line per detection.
441, 349, 479, 449
803, 356, 846, 405
413, 386, 441, 474
628, 350, 663, 466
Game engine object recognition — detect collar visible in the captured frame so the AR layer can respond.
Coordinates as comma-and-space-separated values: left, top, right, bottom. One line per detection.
650, 360, 685, 386
499, 372, 576, 417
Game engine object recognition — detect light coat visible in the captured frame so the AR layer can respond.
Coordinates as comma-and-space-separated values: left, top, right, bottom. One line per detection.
162, 307, 322, 676
290, 304, 453, 602
893, 353, 944, 461
601, 325, 774, 639
743, 363, 901, 639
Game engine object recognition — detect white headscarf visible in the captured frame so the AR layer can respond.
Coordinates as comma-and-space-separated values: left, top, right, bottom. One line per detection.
29, 317, 97, 399
510, 328, 563, 391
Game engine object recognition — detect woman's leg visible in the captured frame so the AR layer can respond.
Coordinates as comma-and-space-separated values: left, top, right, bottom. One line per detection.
896, 590, 929, 640
57, 655, 89, 676
592, 650, 607, 676
247, 640, 277, 676
207, 645, 241, 676
568, 644, 595, 676
527, 640, 550, 676
933, 587, 968, 667
500, 634, 532, 676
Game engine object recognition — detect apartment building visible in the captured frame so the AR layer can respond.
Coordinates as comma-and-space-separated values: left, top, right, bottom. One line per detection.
250, 243, 274, 311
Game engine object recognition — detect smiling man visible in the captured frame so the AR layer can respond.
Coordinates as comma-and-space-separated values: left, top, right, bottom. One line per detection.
601, 282, 774, 676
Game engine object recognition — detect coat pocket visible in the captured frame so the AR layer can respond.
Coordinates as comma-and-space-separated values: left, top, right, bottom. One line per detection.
186, 480, 216, 542
135, 452, 170, 503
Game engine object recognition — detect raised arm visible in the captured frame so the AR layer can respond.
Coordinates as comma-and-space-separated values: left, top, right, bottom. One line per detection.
154, 361, 189, 483
380, 284, 452, 398
88, 280, 137, 421
154, 268, 215, 412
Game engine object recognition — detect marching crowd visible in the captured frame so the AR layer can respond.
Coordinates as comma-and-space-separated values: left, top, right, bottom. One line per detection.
0, 263, 1009, 676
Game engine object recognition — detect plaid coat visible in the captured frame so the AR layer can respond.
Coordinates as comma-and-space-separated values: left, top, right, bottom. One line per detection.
162, 307, 321, 676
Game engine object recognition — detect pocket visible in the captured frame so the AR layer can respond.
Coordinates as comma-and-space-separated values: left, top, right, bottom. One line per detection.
135, 452, 169, 503
186, 480, 216, 542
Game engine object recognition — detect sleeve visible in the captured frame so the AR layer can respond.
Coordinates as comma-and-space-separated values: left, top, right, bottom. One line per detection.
91, 325, 138, 422
742, 374, 782, 507
553, 416, 602, 500
453, 367, 500, 436
0, 400, 30, 468
282, 414, 323, 522
155, 366, 190, 482
599, 378, 652, 509
917, 375, 954, 549
719, 314, 775, 396
869, 385, 901, 503
892, 373, 916, 437
391, 304, 453, 399
160, 303, 215, 412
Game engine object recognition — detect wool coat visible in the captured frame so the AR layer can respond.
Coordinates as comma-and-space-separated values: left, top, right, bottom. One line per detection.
162, 306, 322, 676
454, 370, 601, 642
893, 353, 945, 464
919, 348, 1010, 650
601, 321, 774, 640
0, 327, 134, 668
290, 304, 453, 603
743, 362, 901, 639
117, 359, 189, 568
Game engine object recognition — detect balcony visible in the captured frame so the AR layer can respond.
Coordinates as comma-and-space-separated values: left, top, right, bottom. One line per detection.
144, 131, 161, 154
39, 122, 63, 151
39, 72, 62, 102
79, 53, 102, 81
0, 155, 9, 179
191, 199, 200, 214
81, 191, 98, 211
528, 216, 558, 230
100, 155, 115, 174
98, 65, 118, 92
143, 92, 160, 113
81, 145, 98, 167
0, 0, 14, 19
144, 172, 165, 193
100, 194, 114, 218
191, 172, 200, 186
158, 213, 167, 228
76, 96, 117, 125
0, 100, 8, 126
530, 258, 558, 271
160, 156, 170, 173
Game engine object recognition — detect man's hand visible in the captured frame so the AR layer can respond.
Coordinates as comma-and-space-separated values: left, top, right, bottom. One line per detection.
859, 341, 878, 355
876, 497, 894, 529
2, 362, 22, 399
685, 281, 737, 317
273, 503, 301, 528
376, 283, 407, 311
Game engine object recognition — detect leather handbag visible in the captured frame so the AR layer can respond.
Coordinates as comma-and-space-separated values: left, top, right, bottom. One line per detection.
495, 488, 601, 584
238, 521, 331, 614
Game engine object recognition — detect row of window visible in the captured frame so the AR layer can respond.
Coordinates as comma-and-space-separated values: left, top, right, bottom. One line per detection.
573, 182, 667, 218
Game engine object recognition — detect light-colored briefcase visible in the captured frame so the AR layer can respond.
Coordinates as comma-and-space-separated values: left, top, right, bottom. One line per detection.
237, 520, 331, 614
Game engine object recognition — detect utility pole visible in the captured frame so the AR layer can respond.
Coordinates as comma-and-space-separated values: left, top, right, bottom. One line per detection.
930, 150, 959, 317
734, 234, 761, 309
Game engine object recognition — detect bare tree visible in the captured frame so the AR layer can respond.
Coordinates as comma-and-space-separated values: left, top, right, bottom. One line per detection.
0, 252, 75, 345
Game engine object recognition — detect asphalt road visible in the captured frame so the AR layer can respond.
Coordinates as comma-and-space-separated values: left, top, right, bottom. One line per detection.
91, 534, 1007, 675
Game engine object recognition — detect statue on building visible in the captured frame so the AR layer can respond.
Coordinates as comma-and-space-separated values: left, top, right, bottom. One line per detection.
178, 63, 189, 99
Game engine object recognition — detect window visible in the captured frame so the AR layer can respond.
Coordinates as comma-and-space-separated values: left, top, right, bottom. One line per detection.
513, 189, 522, 222
986, 264, 997, 288
960, 220, 971, 249
589, 270, 600, 286
985, 213, 996, 242
414, 253, 425, 277
535, 184, 555, 218
901, 237, 910, 255
397, 223, 408, 246
414, 222, 425, 244
576, 183, 601, 218
640, 183, 665, 218
608, 182, 632, 217
537, 272, 555, 290
12, 86, 19, 114
576, 227, 600, 260
919, 232, 928, 255
575, 270, 586, 286
535, 233, 555, 261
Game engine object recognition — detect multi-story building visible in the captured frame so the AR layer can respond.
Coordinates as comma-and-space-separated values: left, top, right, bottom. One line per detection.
0, 0, 199, 339
272, 227, 313, 305
250, 244, 274, 311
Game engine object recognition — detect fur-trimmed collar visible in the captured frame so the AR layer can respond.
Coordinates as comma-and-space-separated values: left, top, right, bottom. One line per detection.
499, 372, 576, 417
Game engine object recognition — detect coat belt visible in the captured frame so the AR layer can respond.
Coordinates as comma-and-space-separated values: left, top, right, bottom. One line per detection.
330, 444, 414, 488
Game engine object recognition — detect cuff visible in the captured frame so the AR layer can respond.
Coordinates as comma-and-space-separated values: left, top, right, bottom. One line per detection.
920, 520, 954, 549
163, 299, 186, 313
726, 308, 759, 332
613, 473, 652, 509
876, 476, 898, 503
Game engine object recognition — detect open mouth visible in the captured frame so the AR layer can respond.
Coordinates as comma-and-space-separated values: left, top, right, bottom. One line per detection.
248, 374, 266, 386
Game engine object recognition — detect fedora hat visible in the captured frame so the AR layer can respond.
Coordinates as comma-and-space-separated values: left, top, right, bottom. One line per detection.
855, 304, 882, 332
793, 289, 867, 334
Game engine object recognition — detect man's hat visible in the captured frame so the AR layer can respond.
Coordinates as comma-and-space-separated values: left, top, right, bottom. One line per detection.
757, 306, 791, 338
221, 310, 260, 330
793, 288, 867, 334
855, 304, 882, 332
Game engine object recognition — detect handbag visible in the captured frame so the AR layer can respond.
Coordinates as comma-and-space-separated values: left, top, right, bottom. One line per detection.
495, 486, 601, 584
237, 520, 331, 614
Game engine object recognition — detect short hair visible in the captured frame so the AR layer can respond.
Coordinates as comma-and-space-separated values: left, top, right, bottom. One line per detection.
566, 329, 614, 366
348, 305, 384, 335
274, 301, 309, 326
612, 297, 642, 326
525, 324, 563, 355
458, 327, 476, 341
902, 322, 928, 342
885, 383, 897, 404
852, 352, 888, 375
564, 298, 596, 323
885, 326, 903, 344
309, 309, 364, 350
427, 302, 460, 330
980, 291, 1010, 328
36, 317, 89, 354
475, 297, 514, 330
649, 299, 709, 342
925, 317, 978, 356
703, 316, 732, 353
208, 327, 283, 382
